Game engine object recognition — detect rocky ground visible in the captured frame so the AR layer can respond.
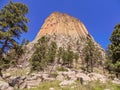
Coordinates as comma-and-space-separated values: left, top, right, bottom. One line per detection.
0, 66, 120, 90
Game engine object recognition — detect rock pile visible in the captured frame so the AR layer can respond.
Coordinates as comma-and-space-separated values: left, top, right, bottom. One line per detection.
1, 69, 120, 89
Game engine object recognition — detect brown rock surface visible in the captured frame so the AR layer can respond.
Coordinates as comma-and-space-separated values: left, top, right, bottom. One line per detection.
35, 12, 93, 41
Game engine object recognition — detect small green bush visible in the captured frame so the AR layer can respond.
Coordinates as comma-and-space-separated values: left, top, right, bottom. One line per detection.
49, 72, 58, 78
56, 66, 68, 71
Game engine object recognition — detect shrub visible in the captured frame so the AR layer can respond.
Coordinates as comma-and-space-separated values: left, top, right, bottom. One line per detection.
56, 66, 68, 71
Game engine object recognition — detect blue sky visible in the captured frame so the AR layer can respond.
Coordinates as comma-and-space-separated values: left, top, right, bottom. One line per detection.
0, 0, 120, 49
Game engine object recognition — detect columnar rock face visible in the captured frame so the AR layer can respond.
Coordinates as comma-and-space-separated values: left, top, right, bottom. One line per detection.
35, 12, 93, 41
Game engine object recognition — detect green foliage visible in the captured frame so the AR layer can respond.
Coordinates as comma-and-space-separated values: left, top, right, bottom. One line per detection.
105, 59, 114, 73
59, 46, 79, 67
23, 80, 120, 90
23, 80, 61, 90
30, 36, 49, 71
0, 43, 26, 69
0, 1, 29, 54
83, 40, 102, 72
107, 23, 120, 77
62, 49, 69, 64
67, 47, 74, 67
0, 1, 29, 76
3, 67, 30, 77
49, 71, 58, 78
57, 47, 63, 63
48, 41, 57, 63
30, 36, 79, 71
74, 52, 79, 63
30, 36, 57, 72
56, 66, 68, 71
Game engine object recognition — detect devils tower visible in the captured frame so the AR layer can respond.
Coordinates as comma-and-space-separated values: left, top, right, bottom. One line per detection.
33, 12, 105, 62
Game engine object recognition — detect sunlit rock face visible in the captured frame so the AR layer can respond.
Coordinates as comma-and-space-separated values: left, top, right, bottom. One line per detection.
35, 12, 93, 41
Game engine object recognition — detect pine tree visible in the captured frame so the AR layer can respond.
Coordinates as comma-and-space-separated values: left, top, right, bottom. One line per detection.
61, 46, 78, 67
57, 47, 63, 63
0, 1, 29, 55
67, 46, 74, 67
107, 24, 120, 77
83, 40, 102, 72
62, 49, 68, 65
83, 40, 93, 72
48, 41, 57, 63
30, 36, 49, 71
74, 52, 79, 63
0, 1, 29, 77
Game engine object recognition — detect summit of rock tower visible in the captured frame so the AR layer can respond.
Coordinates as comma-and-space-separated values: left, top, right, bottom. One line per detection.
35, 12, 93, 41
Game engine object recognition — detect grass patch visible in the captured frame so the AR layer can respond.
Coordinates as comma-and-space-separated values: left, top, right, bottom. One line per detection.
56, 66, 68, 71
23, 80, 120, 90
83, 80, 120, 90
3, 67, 30, 77
24, 80, 60, 90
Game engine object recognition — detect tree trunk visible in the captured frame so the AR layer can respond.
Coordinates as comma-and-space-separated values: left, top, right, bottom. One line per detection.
49, 62, 57, 74
116, 73, 118, 78
0, 49, 3, 59
90, 59, 93, 72
86, 61, 89, 72
0, 68, 3, 78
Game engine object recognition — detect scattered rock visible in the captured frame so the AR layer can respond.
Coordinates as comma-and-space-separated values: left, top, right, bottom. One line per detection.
19, 81, 27, 89
76, 73, 90, 81
56, 74, 64, 81
104, 89, 110, 90
45, 77, 55, 81
26, 79, 41, 89
3, 73, 11, 79
27, 75, 38, 80
8, 76, 21, 87
0, 81, 9, 90
67, 71, 76, 80
0, 81, 13, 90
49, 87, 55, 90
59, 80, 76, 86
88, 73, 107, 83
7, 87, 14, 90
0, 76, 2, 81
1, 67, 112, 90
112, 78, 120, 85
42, 73, 49, 80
